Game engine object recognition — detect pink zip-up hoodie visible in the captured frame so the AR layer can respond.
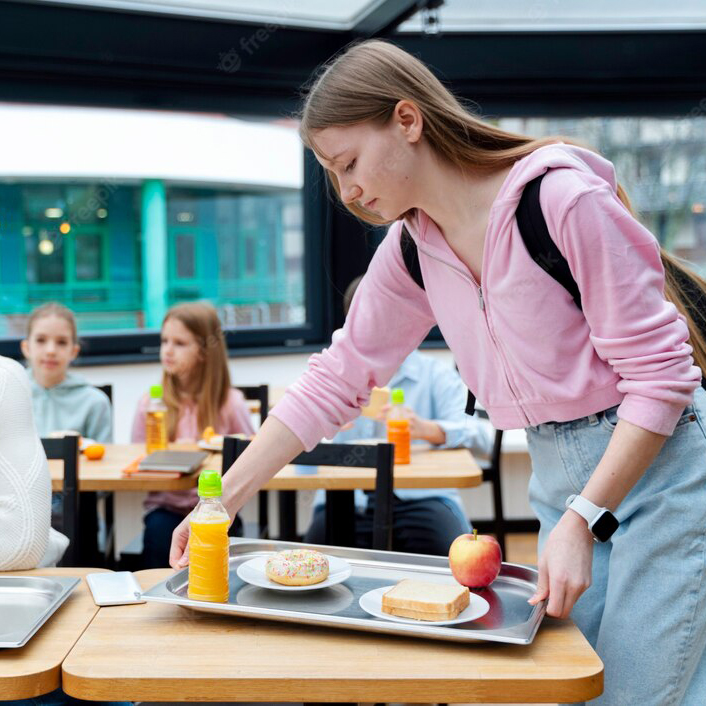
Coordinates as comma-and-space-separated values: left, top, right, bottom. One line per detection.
271, 143, 701, 449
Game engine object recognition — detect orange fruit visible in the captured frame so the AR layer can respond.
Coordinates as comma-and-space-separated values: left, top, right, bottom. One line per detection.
202, 426, 216, 442
84, 443, 105, 460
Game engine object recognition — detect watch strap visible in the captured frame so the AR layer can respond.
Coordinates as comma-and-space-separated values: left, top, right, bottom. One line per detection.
566, 494, 603, 525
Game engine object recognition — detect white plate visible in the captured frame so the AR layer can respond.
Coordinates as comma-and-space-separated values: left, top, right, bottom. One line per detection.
197, 438, 223, 451
236, 554, 352, 592
358, 584, 490, 626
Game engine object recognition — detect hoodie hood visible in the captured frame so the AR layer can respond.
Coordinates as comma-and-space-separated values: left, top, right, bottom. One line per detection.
497, 142, 618, 205
27, 368, 91, 393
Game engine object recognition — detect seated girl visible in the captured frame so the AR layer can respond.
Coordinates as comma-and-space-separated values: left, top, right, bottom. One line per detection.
21, 302, 112, 443
131, 301, 254, 568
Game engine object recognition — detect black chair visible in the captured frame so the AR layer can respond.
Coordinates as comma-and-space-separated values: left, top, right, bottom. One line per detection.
41, 435, 80, 566
95, 383, 113, 405
94, 383, 115, 568
472, 412, 539, 557
223, 437, 395, 550
234, 385, 271, 538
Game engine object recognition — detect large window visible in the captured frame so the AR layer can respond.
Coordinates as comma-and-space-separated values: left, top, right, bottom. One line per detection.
0, 104, 312, 355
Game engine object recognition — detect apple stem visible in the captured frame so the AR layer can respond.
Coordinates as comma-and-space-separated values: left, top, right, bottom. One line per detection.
473, 528, 478, 541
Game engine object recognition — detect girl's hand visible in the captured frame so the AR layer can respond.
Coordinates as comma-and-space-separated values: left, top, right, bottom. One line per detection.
169, 515, 191, 569
528, 509, 594, 618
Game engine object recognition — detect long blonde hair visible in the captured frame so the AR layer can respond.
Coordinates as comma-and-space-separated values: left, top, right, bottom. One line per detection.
161, 302, 231, 440
299, 39, 706, 377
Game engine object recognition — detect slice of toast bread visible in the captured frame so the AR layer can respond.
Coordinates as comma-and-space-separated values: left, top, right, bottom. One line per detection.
381, 579, 470, 621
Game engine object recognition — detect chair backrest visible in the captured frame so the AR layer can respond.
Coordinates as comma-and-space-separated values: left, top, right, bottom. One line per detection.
235, 385, 269, 428
41, 435, 80, 567
95, 384, 113, 405
223, 437, 395, 550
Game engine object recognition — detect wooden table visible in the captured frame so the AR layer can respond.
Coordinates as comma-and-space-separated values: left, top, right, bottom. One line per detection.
48, 443, 215, 492
62, 569, 603, 703
0, 568, 106, 700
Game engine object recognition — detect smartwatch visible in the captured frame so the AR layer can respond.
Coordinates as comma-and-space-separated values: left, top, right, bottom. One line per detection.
565, 494, 619, 542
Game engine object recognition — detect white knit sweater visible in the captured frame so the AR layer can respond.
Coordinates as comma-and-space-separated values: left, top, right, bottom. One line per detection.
0, 356, 68, 569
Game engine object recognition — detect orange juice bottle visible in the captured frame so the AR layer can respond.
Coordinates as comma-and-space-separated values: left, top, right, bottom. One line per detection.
386, 388, 410, 465
188, 470, 230, 603
145, 384, 168, 453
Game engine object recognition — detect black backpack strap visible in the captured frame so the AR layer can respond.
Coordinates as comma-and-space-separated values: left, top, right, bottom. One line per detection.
516, 173, 583, 311
400, 225, 425, 291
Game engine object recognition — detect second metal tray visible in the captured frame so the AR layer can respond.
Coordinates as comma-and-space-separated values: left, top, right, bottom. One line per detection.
0, 575, 80, 648
142, 539, 545, 645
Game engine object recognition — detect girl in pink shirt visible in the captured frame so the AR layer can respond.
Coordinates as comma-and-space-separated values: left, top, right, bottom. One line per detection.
132, 301, 254, 567
170, 42, 706, 703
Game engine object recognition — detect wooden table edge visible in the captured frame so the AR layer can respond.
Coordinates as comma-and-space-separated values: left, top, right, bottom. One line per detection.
62, 671, 604, 703
1, 570, 106, 700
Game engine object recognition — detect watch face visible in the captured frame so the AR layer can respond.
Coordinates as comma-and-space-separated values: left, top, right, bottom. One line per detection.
591, 511, 619, 542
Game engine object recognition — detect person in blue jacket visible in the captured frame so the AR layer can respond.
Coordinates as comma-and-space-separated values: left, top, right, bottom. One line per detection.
304, 276, 493, 555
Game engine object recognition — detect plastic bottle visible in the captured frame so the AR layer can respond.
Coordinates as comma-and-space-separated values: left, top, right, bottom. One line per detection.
188, 469, 230, 603
386, 387, 411, 465
145, 383, 168, 453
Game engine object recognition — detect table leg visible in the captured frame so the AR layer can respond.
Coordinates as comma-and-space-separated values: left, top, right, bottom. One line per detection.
278, 490, 298, 541
325, 490, 356, 547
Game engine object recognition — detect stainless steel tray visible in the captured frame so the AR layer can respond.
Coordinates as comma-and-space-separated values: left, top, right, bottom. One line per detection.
142, 539, 545, 645
0, 576, 80, 648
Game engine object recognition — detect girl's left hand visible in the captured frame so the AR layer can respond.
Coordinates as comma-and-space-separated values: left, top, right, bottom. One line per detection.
528, 509, 594, 618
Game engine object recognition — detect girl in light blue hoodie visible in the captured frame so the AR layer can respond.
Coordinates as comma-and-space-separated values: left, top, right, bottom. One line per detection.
22, 303, 112, 443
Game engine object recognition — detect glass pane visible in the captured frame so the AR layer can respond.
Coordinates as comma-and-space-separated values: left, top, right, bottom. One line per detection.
398, 0, 706, 32
75, 233, 103, 281
166, 186, 305, 328
25, 231, 65, 284
175, 233, 195, 279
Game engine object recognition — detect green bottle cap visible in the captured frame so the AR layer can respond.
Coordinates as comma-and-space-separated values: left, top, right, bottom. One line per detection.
150, 384, 163, 399
391, 388, 404, 405
198, 469, 222, 498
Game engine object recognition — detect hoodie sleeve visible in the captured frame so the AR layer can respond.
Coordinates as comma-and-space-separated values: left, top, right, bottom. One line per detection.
270, 221, 437, 450
547, 177, 701, 435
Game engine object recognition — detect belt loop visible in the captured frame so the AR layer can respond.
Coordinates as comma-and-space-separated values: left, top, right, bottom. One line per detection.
587, 413, 600, 426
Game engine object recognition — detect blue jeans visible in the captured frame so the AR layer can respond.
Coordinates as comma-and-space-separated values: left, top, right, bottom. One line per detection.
527, 387, 706, 705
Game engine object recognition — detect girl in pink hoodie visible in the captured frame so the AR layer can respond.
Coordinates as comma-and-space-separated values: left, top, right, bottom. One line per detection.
171, 41, 706, 703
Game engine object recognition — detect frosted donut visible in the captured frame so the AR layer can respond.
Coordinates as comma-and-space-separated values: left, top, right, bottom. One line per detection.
265, 549, 330, 586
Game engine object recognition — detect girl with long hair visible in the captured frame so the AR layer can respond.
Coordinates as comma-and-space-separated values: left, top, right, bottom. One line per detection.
171, 41, 706, 703
132, 301, 254, 568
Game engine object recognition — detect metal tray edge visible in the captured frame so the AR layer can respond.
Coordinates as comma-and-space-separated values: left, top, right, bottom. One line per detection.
0, 576, 81, 649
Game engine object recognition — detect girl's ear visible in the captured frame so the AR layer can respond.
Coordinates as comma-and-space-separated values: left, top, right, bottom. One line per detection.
20, 338, 30, 359
393, 100, 423, 144
70, 342, 80, 362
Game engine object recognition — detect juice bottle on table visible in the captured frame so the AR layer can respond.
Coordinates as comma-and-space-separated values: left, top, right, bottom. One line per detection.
188, 469, 230, 603
386, 387, 410, 465
145, 384, 168, 453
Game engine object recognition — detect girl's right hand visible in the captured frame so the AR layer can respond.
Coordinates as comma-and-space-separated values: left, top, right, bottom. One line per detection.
169, 515, 191, 569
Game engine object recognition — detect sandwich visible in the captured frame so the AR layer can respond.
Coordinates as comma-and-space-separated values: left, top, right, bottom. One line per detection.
382, 579, 470, 621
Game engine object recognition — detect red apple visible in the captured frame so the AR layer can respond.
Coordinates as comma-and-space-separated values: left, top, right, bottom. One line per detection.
448, 529, 502, 588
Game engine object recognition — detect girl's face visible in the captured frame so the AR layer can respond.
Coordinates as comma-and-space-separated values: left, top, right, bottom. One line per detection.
160, 317, 203, 382
312, 101, 423, 222
21, 315, 79, 386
